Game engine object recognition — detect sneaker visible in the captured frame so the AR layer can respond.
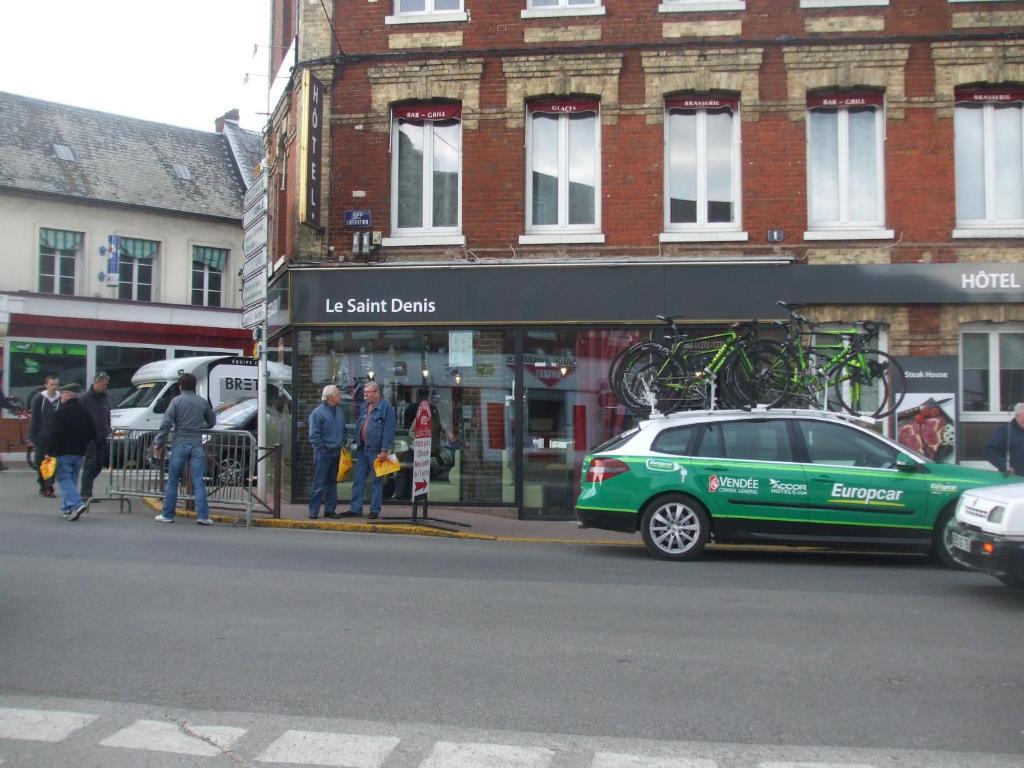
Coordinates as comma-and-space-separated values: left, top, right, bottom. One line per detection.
367, 512, 379, 520
153, 514, 175, 523
61, 509, 73, 519
68, 503, 88, 522
196, 518, 213, 526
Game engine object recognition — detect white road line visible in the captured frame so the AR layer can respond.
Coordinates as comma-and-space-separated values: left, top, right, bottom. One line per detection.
759, 763, 878, 768
255, 730, 400, 767
593, 752, 718, 768
421, 741, 556, 768
0, 707, 98, 742
99, 719, 246, 757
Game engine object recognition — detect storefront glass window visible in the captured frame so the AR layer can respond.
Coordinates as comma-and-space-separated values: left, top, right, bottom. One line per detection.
961, 332, 990, 412
7, 341, 87, 403
96, 345, 168, 405
268, 333, 294, 500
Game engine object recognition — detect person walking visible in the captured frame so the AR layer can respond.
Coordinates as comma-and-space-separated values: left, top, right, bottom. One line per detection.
152, 373, 216, 525
47, 383, 96, 521
29, 375, 60, 497
80, 371, 111, 500
984, 402, 1024, 475
346, 381, 396, 520
308, 384, 346, 519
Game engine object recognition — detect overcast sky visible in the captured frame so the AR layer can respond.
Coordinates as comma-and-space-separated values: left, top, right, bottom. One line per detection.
0, 0, 271, 133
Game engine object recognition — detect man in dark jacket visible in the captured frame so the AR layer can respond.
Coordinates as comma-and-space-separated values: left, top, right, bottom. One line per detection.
48, 383, 97, 521
984, 402, 1024, 475
308, 384, 346, 519
29, 375, 60, 497
79, 371, 112, 499
347, 381, 397, 520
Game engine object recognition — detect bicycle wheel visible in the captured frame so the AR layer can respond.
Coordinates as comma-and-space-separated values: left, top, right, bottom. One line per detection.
657, 358, 712, 412
617, 347, 672, 415
610, 343, 669, 404
723, 341, 793, 408
25, 447, 36, 469
833, 349, 906, 419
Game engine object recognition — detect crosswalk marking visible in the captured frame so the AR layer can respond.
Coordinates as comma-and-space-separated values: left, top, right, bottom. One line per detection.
594, 753, 717, 768
255, 729, 400, 767
0, 707, 97, 742
421, 741, 555, 768
99, 719, 246, 756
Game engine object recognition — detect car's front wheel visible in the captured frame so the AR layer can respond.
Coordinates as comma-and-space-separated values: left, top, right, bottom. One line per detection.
640, 494, 710, 561
996, 574, 1024, 589
932, 504, 967, 570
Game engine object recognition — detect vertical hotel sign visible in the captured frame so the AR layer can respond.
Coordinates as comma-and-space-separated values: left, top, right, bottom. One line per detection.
298, 69, 323, 229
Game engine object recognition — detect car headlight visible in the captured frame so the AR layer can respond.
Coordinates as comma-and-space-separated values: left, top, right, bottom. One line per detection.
201, 434, 212, 445
988, 505, 1005, 524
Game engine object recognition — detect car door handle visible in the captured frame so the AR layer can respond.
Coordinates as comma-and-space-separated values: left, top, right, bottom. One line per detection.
811, 475, 834, 482
705, 465, 731, 471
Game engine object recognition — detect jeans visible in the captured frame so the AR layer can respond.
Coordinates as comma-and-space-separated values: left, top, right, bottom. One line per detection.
309, 448, 341, 517
349, 445, 383, 516
162, 443, 208, 521
56, 454, 84, 511
80, 440, 107, 497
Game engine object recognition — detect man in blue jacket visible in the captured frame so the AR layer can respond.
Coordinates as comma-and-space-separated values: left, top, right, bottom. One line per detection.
346, 381, 396, 520
984, 402, 1024, 475
308, 384, 346, 519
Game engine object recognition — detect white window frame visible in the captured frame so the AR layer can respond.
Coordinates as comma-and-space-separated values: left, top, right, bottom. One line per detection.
658, 0, 746, 13
522, 107, 603, 244
952, 99, 1024, 238
804, 102, 893, 240
960, 323, 1024, 420
37, 230, 81, 296
661, 104, 747, 243
522, 0, 605, 18
118, 256, 155, 302
386, 115, 464, 247
191, 262, 223, 308
385, 0, 468, 24
800, 0, 887, 8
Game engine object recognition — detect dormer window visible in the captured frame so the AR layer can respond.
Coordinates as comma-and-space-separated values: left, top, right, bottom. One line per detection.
53, 144, 76, 162
172, 163, 192, 181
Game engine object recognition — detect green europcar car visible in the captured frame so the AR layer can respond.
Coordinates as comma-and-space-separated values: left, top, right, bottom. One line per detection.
575, 409, 1014, 565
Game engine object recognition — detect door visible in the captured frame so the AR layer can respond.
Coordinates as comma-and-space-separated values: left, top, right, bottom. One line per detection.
794, 419, 930, 542
687, 419, 808, 537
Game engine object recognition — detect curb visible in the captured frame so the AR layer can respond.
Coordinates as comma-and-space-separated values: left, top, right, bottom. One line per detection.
140, 498, 641, 547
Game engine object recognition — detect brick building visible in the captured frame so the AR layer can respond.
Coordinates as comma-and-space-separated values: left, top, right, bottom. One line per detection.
265, 0, 1024, 515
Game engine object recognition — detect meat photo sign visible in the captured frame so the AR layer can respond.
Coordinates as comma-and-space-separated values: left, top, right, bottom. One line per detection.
894, 356, 958, 464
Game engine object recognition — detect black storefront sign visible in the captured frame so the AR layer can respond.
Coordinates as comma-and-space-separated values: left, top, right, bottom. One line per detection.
288, 262, 1024, 326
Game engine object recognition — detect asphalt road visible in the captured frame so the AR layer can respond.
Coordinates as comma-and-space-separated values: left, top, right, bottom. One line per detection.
1, 469, 1022, 765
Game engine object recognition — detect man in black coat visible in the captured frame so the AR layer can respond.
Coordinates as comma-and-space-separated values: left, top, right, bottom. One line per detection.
29, 375, 60, 497
984, 402, 1024, 475
80, 371, 112, 499
48, 383, 96, 521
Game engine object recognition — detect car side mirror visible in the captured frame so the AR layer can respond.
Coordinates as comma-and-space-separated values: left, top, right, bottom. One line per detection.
895, 452, 917, 472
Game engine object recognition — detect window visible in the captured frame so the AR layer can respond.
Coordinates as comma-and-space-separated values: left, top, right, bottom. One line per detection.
7, 340, 87, 404
658, 0, 746, 12
523, 0, 605, 17
117, 238, 158, 302
386, 0, 467, 23
796, 420, 898, 469
693, 420, 793, 462
954, 89, 1024, 235
651, 425, 700, 456
38, 228, 82, 295
663, 96, 744, 241
800, 0, 887, 7
192, 245, 227, 307
389, 104, 462, 243
805, 92, 890, 239
524, 99, 601, 241
961, 327, 1024, 414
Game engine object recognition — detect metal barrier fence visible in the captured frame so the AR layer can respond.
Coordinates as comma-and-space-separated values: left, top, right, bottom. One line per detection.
107, 428, 278, 526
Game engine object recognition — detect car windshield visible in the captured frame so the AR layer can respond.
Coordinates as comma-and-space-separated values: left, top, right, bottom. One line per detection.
116, 382, 166, 409
214, 398, 258, 428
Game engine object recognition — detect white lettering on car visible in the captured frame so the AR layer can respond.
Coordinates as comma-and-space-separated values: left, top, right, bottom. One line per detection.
830, 483, 904, 504
769, 478, 807, 495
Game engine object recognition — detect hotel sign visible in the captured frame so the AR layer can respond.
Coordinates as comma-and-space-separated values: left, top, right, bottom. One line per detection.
298, 69, 324, 229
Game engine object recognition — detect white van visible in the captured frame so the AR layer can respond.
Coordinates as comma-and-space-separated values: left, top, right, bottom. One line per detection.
110, 356, 290, 462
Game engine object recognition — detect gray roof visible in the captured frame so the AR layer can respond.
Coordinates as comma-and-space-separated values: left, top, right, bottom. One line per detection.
0, 91, 263, 220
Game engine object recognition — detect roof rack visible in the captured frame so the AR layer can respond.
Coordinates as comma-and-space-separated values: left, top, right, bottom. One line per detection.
643, 406, 879, 427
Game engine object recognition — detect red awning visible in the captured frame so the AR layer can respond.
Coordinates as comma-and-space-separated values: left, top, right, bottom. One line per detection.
807, 92, 884, 109
393, 104, 462, 121
665, 96, 738, 112
528, 98, 600, 115
955, 88, 1024, 105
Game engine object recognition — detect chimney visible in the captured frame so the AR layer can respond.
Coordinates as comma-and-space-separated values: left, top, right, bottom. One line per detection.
215, 109, 241, 133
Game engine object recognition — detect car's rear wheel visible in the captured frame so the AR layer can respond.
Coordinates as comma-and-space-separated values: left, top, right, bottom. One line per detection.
640, 494, 710, 561
931, 504, 967, 570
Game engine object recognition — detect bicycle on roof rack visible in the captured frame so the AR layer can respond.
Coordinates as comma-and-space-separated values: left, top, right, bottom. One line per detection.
4, 396, 35, 468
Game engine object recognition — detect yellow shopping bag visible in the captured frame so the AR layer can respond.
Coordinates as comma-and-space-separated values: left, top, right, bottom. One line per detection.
336, 447, 353, 481
39, 456, 57, 481
373, 453, 401, 478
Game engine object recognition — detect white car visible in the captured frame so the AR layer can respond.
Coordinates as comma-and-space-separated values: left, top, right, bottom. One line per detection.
948, 482, 1024, 588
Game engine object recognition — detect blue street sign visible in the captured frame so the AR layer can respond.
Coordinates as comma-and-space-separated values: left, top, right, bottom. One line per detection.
344, 209, 372, 227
